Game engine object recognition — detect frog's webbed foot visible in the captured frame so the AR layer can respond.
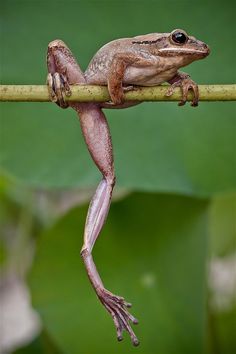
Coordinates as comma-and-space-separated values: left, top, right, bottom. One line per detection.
47, 39, 86, 108
166, 73, 199, 107
47, 72, 71, 108
97, 288, 139, 346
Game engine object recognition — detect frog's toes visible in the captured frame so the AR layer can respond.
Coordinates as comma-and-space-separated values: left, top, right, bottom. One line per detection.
47, 72, 71, 108
98, 288, 139, 346
180, 78, 199, 107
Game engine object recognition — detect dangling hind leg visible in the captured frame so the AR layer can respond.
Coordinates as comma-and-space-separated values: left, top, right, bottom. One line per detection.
77, 103, 139, 346
46, 39, 139, 345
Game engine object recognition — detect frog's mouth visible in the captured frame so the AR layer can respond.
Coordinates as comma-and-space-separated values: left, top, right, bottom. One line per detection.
158, 47, 210, 58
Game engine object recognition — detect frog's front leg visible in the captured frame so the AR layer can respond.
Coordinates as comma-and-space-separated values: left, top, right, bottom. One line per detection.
107, 52, 158, 105
47, 40, 139, 346
166, 71, 199, 106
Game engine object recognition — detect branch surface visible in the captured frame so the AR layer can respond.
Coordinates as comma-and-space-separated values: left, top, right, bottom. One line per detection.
0, 84, 236, 102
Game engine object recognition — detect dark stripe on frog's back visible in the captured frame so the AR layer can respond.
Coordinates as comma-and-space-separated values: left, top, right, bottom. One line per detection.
132, 37, 169, 49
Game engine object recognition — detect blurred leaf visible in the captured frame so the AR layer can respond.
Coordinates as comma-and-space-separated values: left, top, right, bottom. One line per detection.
208, 306, 236, 354
0, 240, 6, 265
1, 0, 236, 196
29, 193, 208, 354
209, 193, 236, 257
0, 175, 45, 274
12, 330, 62, 354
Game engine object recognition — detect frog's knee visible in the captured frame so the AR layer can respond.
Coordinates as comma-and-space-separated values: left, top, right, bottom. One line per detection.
106, 174, 116, 188
48, 39, 68, 49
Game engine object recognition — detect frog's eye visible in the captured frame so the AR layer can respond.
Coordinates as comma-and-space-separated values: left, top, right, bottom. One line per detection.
171, 31, 188, 44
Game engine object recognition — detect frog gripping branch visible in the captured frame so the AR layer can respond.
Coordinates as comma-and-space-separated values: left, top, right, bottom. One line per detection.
46, 29, 210, 346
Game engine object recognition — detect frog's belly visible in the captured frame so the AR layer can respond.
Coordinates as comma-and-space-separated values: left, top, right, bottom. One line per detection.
124, 66, 177, 86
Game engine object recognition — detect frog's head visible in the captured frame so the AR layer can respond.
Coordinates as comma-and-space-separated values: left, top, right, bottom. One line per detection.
157, 29, 210, 64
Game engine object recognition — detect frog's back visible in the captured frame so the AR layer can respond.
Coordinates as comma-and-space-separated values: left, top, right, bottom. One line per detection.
84, 33, 164, 84
84, 37, 131, 84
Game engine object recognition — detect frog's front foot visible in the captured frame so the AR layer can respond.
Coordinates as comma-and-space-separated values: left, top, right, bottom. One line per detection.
108, 85, 125, 106
166, 75, 199, 107
97, 287, 139, 346
107, 85, 138, 107
47, 72, 71, 108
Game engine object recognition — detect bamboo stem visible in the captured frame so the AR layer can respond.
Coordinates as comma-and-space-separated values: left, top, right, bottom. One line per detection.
0, 84, 235, 102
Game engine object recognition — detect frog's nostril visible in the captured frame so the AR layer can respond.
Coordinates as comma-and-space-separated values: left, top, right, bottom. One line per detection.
200, 43, 210, 56
205, 45, 210, 55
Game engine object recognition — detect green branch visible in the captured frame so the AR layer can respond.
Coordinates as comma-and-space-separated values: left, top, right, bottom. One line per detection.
0, 84, 236, 102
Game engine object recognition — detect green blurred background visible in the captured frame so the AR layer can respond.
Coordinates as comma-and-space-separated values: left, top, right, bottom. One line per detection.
0, 0, 235, 353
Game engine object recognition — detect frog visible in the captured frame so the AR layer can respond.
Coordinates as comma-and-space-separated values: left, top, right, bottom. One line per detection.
47, 29, 210, 346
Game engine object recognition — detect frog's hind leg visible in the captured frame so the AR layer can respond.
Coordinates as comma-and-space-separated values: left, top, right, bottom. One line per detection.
76, 103, 139, 346
46, 40, 139, 346
47, 39, 86, 107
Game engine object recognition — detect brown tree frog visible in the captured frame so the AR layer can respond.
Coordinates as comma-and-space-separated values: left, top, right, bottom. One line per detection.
47, 29, 210, 346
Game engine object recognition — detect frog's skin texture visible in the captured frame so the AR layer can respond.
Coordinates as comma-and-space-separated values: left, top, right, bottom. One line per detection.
47, 29, 210, 346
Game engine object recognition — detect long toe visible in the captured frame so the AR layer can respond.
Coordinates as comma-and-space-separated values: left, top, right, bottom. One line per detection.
98, 288, 139, 346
